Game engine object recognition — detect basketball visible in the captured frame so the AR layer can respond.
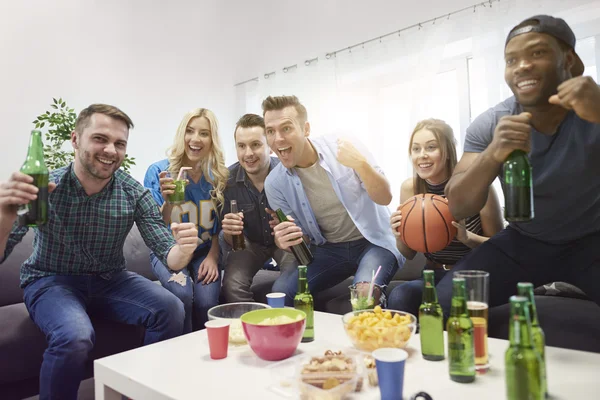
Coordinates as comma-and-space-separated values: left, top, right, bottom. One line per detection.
397, 193, 457, 253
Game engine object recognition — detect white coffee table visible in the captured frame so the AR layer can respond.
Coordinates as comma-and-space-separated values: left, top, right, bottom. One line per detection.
94, 311, 600, 399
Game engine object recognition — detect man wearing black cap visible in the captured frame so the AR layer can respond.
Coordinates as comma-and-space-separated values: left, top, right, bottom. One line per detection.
437, 15, 600, 314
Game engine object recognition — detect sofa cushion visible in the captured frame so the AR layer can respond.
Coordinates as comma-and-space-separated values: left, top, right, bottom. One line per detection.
488, 295, 600, 353
0, 303, 45, 385
0, 231, 34, 307
0, 302, 144, 386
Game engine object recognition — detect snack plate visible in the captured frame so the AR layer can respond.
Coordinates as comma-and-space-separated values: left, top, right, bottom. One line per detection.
266, 342, 380, 399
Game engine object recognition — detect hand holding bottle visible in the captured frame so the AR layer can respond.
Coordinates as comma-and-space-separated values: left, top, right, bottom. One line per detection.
0, 172, 56, 224
222, 211, 244, 236
273, 214, 304, 250
487, 112, 532, 163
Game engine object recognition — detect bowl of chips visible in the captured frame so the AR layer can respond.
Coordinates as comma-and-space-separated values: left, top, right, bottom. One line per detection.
342, 306, 416, 352
240, 308, 306, 361
207, 302, 271, 345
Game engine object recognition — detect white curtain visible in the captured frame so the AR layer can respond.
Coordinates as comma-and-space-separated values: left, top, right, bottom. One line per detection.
238, 0, 600, 209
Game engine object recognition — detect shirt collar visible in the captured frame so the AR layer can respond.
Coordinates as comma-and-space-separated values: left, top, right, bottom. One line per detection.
68, 162, 115, 196
236, 158, 279, 184
285, 139, 323, 176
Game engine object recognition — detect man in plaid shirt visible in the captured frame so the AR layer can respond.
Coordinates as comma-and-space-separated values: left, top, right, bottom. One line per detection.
0, 104, 198, 400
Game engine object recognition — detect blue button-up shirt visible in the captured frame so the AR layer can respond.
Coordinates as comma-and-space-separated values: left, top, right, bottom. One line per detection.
264, 134, 404, 266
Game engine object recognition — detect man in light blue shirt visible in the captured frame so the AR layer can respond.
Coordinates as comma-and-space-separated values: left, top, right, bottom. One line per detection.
263, 95, 405, 306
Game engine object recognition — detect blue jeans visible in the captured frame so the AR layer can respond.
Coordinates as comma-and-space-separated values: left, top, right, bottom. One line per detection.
387, 267, 448, 317
23, 271, 184, 400
272, 238, 398, 307
150, 251, 221, 333
436, 227, 600, 320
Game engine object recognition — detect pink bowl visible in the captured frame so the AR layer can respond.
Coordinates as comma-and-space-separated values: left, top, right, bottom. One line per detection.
240, 308, 306, 361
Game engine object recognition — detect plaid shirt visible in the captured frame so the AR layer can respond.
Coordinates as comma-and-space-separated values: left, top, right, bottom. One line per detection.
2, 164, 176, 287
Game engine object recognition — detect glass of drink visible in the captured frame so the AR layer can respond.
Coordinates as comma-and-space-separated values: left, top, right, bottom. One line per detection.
453, 270, 489, 372
349, 282, 380, 311
166, 171, 187, 205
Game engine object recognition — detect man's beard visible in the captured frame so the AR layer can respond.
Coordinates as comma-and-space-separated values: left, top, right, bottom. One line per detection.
79, 150, 118, 180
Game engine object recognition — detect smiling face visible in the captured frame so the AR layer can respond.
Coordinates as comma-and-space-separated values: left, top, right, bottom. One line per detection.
235, 125, 271, 176
264, 106, 311, 168
410, 128, 447, 184
504, 32, 572, 107
72, 113, 128, 182
183, 116, 212, 165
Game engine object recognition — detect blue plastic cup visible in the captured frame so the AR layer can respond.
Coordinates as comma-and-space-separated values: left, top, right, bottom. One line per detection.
372, 348, 409, 400
266, 292, 286, 308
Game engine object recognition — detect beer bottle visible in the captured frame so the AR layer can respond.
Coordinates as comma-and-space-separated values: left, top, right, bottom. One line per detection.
517, 283, 548, 398
419, 270, 444, 361
229, 200, 245, 251
275, 209, 314, 265
294, 265, 314, 342
505, 295, 544, 400
503, 150, 533, 222
446, 277, 476, 383
18, 130, 49, 227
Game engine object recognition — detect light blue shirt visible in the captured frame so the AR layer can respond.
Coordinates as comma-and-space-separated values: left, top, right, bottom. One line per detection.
264, 134, 405, 266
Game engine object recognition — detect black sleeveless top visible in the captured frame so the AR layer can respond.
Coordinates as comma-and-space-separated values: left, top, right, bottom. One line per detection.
424, 180, 483, 265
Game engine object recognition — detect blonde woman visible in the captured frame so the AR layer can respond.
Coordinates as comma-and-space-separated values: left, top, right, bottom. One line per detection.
387, 119, 503, 316
144, 108, 229, 333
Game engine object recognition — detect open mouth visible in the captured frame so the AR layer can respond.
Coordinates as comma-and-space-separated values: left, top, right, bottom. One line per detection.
516, 79, 539, 92
418, 163, 433, 170
245, 158, 258, 167
278, 146, 292, 157
188, 145, 203, 155
98, 157, 115, 166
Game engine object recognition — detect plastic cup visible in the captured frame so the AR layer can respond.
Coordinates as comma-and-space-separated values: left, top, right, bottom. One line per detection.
205, 319, 230, 360
266, 292, 286, 308
166, 170, 187, 205
373, 348, 408, 400
349, 282, 381, 311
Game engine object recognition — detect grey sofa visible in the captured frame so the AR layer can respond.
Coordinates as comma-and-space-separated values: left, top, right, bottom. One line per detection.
2, 226, 600, 400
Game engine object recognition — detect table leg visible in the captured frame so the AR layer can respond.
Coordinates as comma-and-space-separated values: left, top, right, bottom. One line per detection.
95, 381, 122, 400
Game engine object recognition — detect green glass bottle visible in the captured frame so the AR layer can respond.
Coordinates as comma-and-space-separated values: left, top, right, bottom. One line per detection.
505, 295, 544, 400
275, 209, 314, 265
517, 283, 548, 398
419, 270, 444, 361
18, 130, 49, 227
294, 265, 314, 342
446, 277, 475, 383
503, 150, 534, 222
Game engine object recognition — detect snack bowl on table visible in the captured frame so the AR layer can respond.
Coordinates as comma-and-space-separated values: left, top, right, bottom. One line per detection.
297, 349, 363, 400
240, 308, 306, 361
342, 306, 417, 352
207, 302, 270, 345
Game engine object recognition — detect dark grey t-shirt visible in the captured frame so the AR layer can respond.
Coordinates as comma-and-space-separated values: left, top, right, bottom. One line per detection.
465, 96, 600, 243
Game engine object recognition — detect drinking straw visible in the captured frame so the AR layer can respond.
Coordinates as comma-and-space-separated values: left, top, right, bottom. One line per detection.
367, 265, 382, 302
177, 166, 192, 181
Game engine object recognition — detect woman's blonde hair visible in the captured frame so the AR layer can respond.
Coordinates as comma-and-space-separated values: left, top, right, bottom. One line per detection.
408, 119, 457, 195
167, 108, 229, 212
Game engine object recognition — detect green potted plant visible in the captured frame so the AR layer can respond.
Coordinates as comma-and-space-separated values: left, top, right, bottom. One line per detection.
32, 98, 136, 172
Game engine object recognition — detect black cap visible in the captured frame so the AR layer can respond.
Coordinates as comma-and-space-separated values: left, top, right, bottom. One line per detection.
505, 15, 584, 77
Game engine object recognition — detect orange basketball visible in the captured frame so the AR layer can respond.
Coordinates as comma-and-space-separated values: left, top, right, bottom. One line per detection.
397, 193, 457, 254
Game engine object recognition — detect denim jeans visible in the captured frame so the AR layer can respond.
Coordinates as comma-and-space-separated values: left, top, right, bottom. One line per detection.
387, 267, 448, 317
436, 227, 600, 320
272, 238, 398, 307
219, 231, 298, 303
150, 251, 221, 333
23, 270, 185, 400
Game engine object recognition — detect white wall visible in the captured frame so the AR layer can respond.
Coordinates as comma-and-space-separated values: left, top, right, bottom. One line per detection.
0, 0, 238, 181
0, 0, 483, 181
